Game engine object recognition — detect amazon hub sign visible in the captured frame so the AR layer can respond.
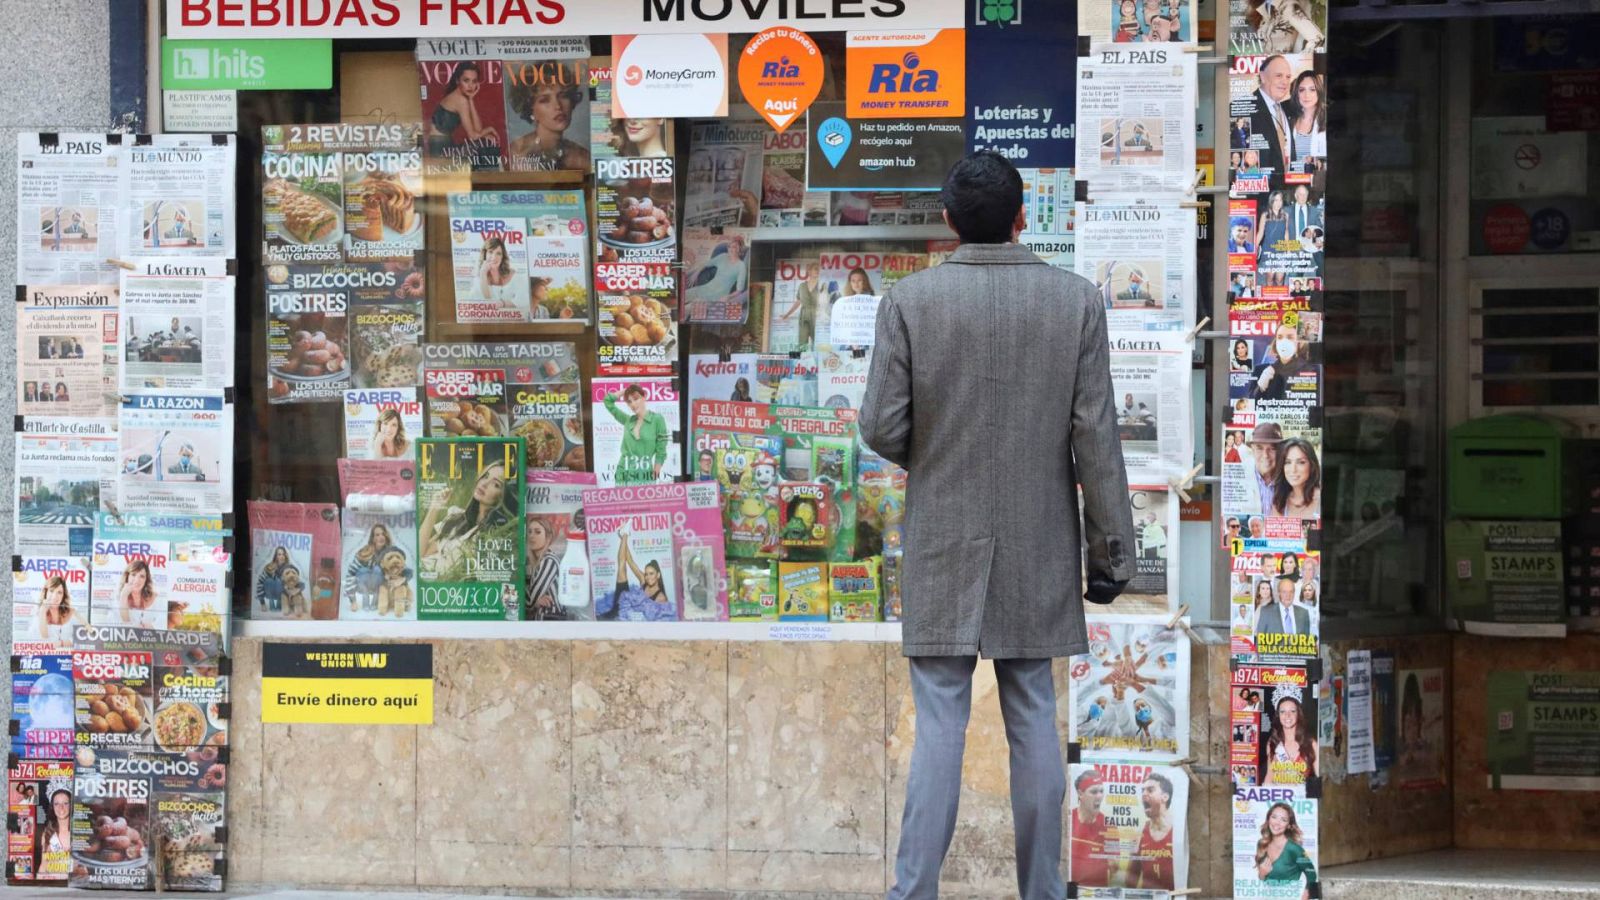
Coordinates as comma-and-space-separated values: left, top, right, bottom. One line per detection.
167, 0, 964, 38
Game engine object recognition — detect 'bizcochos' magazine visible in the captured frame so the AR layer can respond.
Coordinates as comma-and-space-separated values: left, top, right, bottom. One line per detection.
416, 436, 526, 620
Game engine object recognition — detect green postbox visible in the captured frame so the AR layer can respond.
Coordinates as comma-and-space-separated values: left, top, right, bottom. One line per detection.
1447, 415, 1574, 519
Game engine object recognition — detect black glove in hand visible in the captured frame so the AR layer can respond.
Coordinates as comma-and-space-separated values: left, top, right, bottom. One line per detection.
1084, 576, 1130, 606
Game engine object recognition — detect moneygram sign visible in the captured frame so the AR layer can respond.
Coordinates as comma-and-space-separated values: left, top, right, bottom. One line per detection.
613, 34, 730, 118
167, 0, 963, 38
161, 38, 332, 89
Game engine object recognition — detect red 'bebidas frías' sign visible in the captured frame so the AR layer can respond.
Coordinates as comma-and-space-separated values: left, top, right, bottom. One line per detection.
168, 0, 964, 39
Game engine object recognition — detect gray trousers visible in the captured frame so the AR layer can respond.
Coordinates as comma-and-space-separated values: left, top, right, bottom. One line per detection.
888, 656, 1067, 900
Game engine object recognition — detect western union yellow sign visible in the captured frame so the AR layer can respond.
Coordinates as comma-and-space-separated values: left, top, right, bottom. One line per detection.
262, 643, 433, 725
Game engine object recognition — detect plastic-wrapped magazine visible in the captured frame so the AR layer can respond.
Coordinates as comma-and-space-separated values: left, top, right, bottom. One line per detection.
14, 425, 117, 557
348, 271, 427, 390
588, 57, 678, 161
768, 258, 814, 353
779, 482, 832, 557
116, 393, 233, 515
816, 347, 872, 409
12, 557, 91, 654
7, 758, 73, 884
829, 557, 881, 623
856, 450, 907, 559
591, 376, 682, 487
496, 40, 592, 172
525, 470, 598, 620
690, 400, 782, 559
93, 511, 230, 563
509, 379, 585, 471
772, 405, 859, 562
416, 57, 506, 174
343, 387, 424, 460
15, 284, 119, 419
583, 483, 727, 621
777, 561, 828, 621
246, 501, 342, 621
681, 227, 752, 324
70, 641, 154, 754
758, 128, 824, 228
446, 191, 590, 324
584, 491, 678, 622
687, 353, 759, 410
266, 263, 417, 404
151, 751, 227, 892
684, 117, 764, 229
1068, 762, 1190, 896
416, 437, 526, 620
764, 256, 812, 350
337, 459, 419, 621
89, 537, 227, 637
10, 654, 74, 760
425, 363, 508, 438
338, 125, 425, 264
594, 156, 677, 265
262, 122, 423, 265
686, 281, 770, 356
71, 748, 227, 892
70, 749, 157, 890
754, 354, 817, 406
596, 261, 678, 373
66, 627, 225, 883
1231, 785, 1317, 899
89, 539, 171, 631
1068, 615, 1192, 762
421, 341, 578, 440
817, 252, 924, 314
728, 560, 777, 622
71, 625, 227, 756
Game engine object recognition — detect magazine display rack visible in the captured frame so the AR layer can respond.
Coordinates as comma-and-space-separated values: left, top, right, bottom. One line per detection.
9, 133, 239, 891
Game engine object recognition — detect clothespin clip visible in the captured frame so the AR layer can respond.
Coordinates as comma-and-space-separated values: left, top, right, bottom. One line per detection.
106, 258, 135, 271
1170, 888, 1204, 896
1184, 316, 1212, 344
1189, 168, 1207, 195
1164, 604, 1189, 631
1169, 462, 1204, 503
1179, 199, 1212, 210
1165, 604, 1201, 643
1180, 44, 1214, 53
1168, 755, 1200, 782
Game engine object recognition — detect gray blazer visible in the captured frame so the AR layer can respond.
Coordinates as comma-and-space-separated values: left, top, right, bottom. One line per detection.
859, 242, 1137, 659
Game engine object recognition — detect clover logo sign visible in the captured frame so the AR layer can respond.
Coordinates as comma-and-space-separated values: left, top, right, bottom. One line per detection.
980, 0, 1019, 26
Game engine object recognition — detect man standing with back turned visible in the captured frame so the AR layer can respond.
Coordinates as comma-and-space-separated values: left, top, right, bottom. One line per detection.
861, 152, 1137, 900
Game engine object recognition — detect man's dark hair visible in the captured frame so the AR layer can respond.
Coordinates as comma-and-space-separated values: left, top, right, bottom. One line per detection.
1144, 773, 1173, 803
942, 151, 1023, 244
